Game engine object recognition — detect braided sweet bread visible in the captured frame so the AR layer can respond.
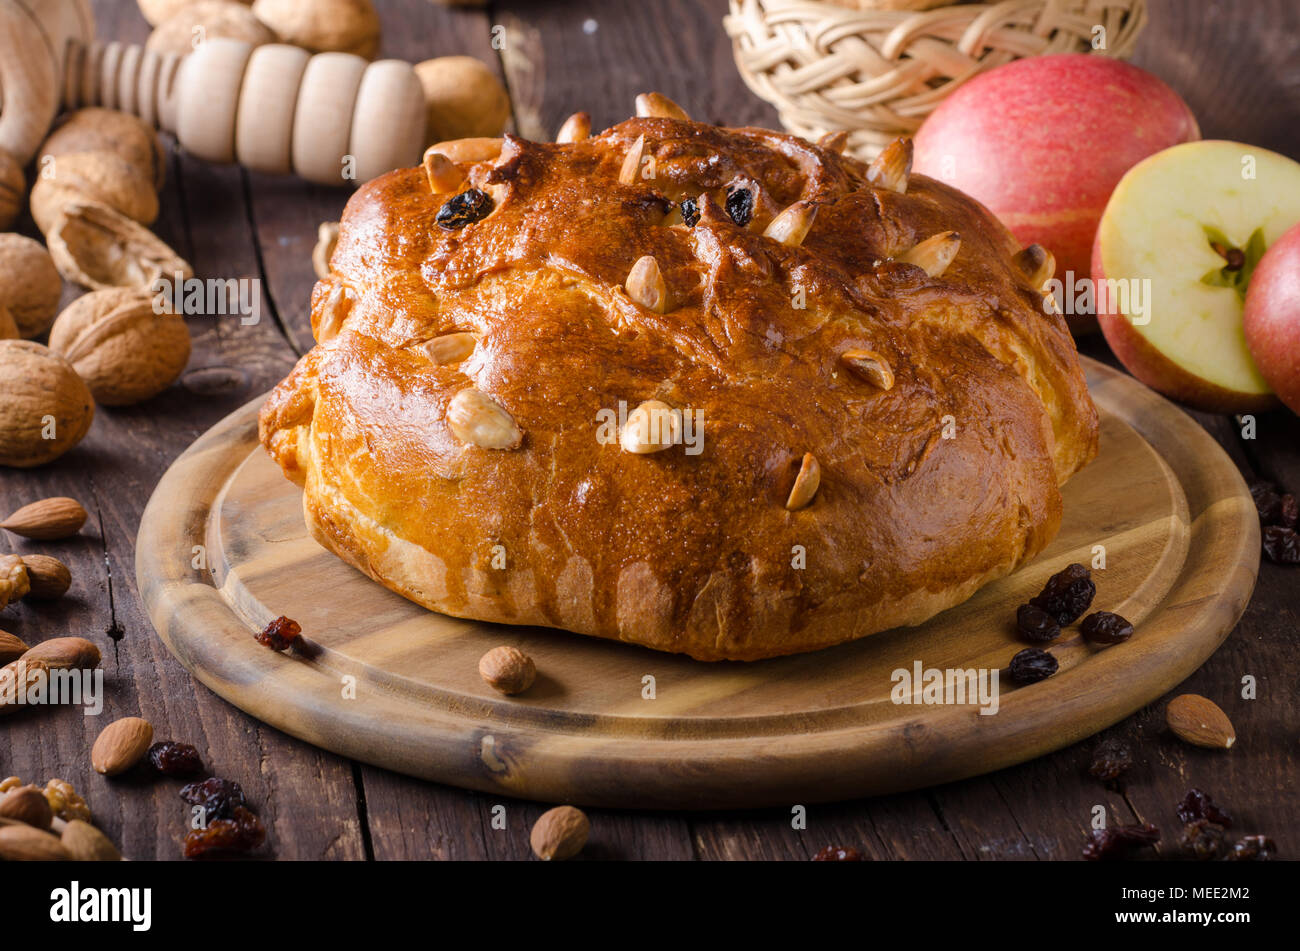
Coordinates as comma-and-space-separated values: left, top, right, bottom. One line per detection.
260, 93, 1098, 661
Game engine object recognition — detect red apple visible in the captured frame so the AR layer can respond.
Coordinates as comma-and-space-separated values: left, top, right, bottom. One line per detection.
1244, 222, 1300, 414
1095, 141, 1300, 413
914, 54, 1199, 300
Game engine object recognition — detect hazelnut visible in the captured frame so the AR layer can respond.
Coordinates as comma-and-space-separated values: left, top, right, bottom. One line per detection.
49, 288, 191, 406
0, 234, 63, 338
0, 149, 23, 231
414, 56, 511, 146
478, 645, 536, 695
40, 108, 167, 192
0, 340, 95, 468
30, 150, 159, 236
251, 0, 381, 58
146, 1, 279, 59
138, 0, 251, 27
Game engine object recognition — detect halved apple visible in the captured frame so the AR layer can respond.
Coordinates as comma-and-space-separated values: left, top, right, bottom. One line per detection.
1095, 141, 1300, 413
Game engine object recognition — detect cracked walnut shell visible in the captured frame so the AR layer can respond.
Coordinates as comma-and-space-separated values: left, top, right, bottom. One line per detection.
46, 201, 193, 293
0, 341, 95, 468
49, 288, 192, 406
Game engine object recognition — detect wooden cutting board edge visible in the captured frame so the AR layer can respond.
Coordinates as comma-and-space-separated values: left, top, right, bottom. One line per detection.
136, 358, 1260, 809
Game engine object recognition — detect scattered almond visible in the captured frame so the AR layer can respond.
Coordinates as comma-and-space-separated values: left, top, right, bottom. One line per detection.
61, 819, 121, 861
0, 631, 29, 664
1, 497, 88, 540
19, 555, 72, 600
786, 452, 821, 511
0, 823, 70, 860
1166, 694, 1235, 749
23, 637, 101, 671
530, 805, 589, 861
0, 784, 53, 829
91, 716, 154, 775
478, 645, 536, 695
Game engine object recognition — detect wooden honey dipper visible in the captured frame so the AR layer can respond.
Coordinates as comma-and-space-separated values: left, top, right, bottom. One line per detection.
0, 0, 425, 186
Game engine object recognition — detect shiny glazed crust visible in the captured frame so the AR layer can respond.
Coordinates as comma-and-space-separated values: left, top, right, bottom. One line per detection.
260, 110, 1098, 661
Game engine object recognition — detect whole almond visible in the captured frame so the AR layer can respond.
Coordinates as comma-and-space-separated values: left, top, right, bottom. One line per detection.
91, 716, 154, 775
0, 658, 50, 717
0, 784, 53, 829
0, 823, 70, 860
529, 805, 589, 861
61, 819, 121, 861
20, 555, 72, 600
23, 636, 101, 671
0, 630, 29, 664
1, 497, 88, 540
1166, 694, 1235, 749
478, 645, 536, 695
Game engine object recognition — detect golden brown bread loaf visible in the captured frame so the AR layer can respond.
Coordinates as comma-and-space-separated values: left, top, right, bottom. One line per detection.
260, 96, 1098, 661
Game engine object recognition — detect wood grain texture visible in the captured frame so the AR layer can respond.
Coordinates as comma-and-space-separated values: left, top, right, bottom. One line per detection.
136, 358, 1258, 809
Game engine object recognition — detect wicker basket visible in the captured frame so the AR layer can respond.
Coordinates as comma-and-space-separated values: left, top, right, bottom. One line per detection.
724, 0, 1148, 158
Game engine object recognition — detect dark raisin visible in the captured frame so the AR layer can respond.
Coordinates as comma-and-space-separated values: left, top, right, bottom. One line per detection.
1249, 480, 1283, 524
1176, 788, 1232, 827
147, 742, 204, 777
812, 846, 863, 861
1008, 647, 1058, 684
678, 197, 700, 227
255, 615, 301, 652
1179, 820, 1227, 860
1028, 562, 1095, 625
1088, 737, 1134, 784
180, 777, 246, 824
1280, 494, 1299, 529
1081, 823, 1160, 861
435, 188, 494, 230
1225, 835, 1276, 861
725, 186, 754, 227
1262, 525, 1300, 564
1015, 603, 1061, 643
1080, 611, 1134, 645
183, 805, 265, 859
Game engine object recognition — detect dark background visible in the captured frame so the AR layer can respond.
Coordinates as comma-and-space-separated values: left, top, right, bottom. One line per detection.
1, 0, 1296, 860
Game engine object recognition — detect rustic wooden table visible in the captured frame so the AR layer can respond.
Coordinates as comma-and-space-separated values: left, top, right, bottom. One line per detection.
2, 0, 1297, 861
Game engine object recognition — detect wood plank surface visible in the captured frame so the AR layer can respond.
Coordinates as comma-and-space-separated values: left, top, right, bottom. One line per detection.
1, 0, 1296, 860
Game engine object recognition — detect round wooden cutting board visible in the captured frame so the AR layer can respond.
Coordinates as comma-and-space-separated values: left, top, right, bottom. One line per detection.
137, 358, 1259, 809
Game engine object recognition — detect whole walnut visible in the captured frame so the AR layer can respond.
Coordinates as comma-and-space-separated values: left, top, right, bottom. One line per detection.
0, 149, 23, 231
415, 56, 510, 145
0, 341, 95, 468
252, 0, 380, 58
48, 288, 192, 406
30, 151, 159, 237
40, 108, 167, 191
0, 234, 64, 338
138, 0, 252, 27
146, 1, 278, 59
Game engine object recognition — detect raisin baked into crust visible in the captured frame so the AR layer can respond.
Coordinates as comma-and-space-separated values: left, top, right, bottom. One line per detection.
260, 95, 1099, 661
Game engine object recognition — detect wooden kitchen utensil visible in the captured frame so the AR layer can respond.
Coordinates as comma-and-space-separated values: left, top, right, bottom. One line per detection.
136, 358, 1259, 808
0, 0, 424, 185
